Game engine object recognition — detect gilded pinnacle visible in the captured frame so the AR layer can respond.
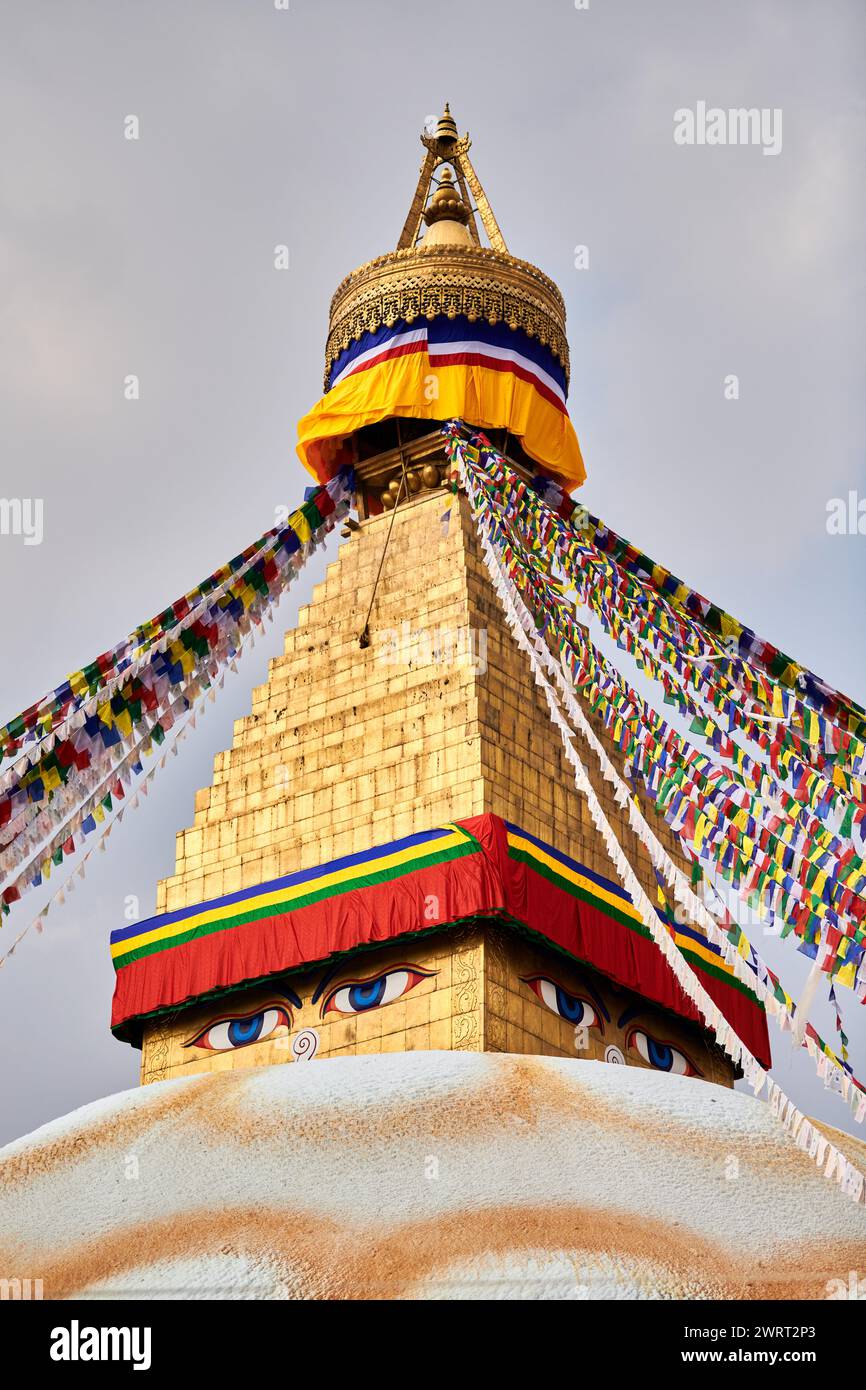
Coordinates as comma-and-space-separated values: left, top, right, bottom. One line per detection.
435, 102, 459, 144
422, 167, 470, 227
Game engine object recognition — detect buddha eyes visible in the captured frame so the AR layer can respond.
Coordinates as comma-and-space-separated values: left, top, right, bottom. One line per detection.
184, 967, 435, 1046
322, 966, 434, 1016
523, 976, 700, 1077
187, 1005, 291, 1052
181, 972, 698, 1079
628, 1029, 699, 1077
523, 976, 602, 1030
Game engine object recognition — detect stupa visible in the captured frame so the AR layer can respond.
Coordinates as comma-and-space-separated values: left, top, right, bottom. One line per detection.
6, 107, 866, 1305
108, 106, 768, 1088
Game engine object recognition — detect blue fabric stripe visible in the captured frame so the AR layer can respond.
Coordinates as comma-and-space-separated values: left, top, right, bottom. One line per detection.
329, 315, 566, 393
329, 320, 426, 385
110, 824, 456, 945
670, 920, 723, 958
428, 315, 566, 392
503, 821, 632, 903
506, 822, 723, 958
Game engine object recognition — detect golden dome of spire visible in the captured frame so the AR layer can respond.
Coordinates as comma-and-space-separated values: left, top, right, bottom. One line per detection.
322, 106, 569, 390
418, 166, 472, 247
423, 167, 469, 227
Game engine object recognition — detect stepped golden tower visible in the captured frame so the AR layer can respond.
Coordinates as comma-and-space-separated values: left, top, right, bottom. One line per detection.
110, 109, 768, 1089
13, 101, 866, 1316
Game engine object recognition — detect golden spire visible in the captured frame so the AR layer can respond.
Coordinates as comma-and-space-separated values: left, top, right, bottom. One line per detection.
322, 106, 569, 393
396, 103, 508, 254
435, 101, 459, 143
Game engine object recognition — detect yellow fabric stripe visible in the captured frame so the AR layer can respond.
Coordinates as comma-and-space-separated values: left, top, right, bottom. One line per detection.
507, 829, 737, 980
673, 933, 734, 976
506, 829, 644, 924
111, 828, 469, 960
296, 352, 585, 491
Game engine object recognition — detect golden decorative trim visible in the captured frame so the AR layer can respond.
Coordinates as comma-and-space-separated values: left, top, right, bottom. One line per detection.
141, 1018, 172, 1085
324, 244, 569, 389
396, 147, 437, 252
453, 163, 481, 246
455, 147, 507, 254
453, 947, 481, 1015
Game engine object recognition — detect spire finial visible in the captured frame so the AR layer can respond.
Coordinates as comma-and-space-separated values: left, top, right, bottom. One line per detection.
435, 102, 458, 144
396, 104, 508, 255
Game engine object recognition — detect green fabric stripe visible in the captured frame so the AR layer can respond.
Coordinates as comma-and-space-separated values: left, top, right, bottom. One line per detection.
114, 837, 480, 968
111, 910, 511, 1044
508, 845, 761, 1006
675, 944, 758, 1000
507, 846, 641, 933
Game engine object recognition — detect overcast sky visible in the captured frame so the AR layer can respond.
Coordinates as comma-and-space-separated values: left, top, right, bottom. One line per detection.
1, 0, 864, 1145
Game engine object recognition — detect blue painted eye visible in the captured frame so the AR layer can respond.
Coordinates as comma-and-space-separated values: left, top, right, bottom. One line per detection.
629, 1030, 697, 1076
554, 986, 587, 1023
228, 1014, 267, 1046
349, 977, 387, 1010
524, 976, 601, 1030
648, 1038, 673, 1069
324, 968, 432, 1016
189, 1005, 291, 1052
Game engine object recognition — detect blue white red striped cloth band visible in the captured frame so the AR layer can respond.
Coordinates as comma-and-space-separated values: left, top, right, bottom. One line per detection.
329, 314, 567, 411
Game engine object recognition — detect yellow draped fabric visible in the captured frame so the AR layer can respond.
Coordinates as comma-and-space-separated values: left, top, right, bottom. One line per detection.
296, 351, 585, 492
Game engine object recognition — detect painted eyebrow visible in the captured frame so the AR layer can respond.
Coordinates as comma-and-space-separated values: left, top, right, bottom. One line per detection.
311, 960, 435, 1005
617, 1004, 643, 1030
222, 988, 304, 1013
571, 973, 610, 1023
310, 963, 343, 1006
